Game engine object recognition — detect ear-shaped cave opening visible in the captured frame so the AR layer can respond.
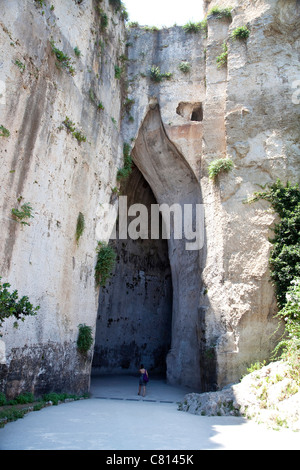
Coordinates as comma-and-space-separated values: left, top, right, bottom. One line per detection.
93, 105, 215, 392
191, 104, 203, 122
92, 167, 173, 377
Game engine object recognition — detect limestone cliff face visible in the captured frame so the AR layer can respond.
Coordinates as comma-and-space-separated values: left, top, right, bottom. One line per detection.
0, 0, 299, 397
119, 0, 299, 389
0, 0, 126, 397
202, 0, 300, 385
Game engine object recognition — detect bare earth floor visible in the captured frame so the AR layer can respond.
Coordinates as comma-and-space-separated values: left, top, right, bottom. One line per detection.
0, 376, 299, 450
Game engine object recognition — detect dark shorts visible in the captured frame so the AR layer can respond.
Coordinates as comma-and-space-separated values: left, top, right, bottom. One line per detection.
139, 377, 147, 386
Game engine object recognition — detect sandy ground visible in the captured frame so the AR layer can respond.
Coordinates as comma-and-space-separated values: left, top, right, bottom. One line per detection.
0, 375, 299, 450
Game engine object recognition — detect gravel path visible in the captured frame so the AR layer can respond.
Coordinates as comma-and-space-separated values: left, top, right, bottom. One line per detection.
0, 376, 299, 450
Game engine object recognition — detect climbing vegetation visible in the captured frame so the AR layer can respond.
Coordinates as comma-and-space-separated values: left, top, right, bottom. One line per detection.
142, 25, 159, 32
75, 212, 85, 245
0, 125, 10, 137
216, 42, 228, 68
15, 60, 25, 73
182, 21, 201, 33
77, 324, 93, 354
183, 6, 231, 37
117, 143, 133, 181
109, 0, 122, 11
50, 40, 75, 76
208, 6, 232, 20
182, 20, 207, 34
247, 180, 300, 307
231, 26, 250, 40
62, 117, 86, 143
11, 202, 34, 226
114, 65, 123, 79
95, 242, 116, 287
0, 278, 40, 336
127, 21, 139, 28
99, 9, 109, 30
274, 279, 300, 369
208, 158, 233, 181
108, 0, 128, 20
247, 180, 300, 366
123, 97, 135, 113
34, 0, 46, 7
89, 89, 105, 111
149, 65, 172, 83
74, 46, 81, 57
178, 61, 191, 73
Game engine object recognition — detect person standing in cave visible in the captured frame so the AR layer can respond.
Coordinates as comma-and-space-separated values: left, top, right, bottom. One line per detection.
138, 364, 149, 397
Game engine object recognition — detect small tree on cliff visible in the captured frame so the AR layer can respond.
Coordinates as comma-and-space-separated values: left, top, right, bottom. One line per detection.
0, 278, 40, 336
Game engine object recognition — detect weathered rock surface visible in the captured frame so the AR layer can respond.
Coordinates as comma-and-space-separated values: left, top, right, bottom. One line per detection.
0, 0, 299, 397
179, 360, 300, 431
121, 0, 300, 390
0, 0, 125, 397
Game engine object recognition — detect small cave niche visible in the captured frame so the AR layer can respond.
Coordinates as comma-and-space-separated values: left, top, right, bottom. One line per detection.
191, 104, 203, 122
176, 102, 203, 122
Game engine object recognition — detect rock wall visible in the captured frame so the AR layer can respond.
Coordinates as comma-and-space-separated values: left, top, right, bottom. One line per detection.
121, 0, 300, 389
0, 0, 299, 397
0, 0, 126, 397
202, 0, 300, 386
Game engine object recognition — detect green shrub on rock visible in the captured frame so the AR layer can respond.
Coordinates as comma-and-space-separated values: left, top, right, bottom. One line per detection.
208, 158, 234, 181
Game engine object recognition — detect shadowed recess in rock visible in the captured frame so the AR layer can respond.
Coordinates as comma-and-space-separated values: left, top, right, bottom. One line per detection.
93, 166, 173, 376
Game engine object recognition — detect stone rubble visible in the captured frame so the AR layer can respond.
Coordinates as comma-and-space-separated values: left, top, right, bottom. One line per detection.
179, 360, 300, 431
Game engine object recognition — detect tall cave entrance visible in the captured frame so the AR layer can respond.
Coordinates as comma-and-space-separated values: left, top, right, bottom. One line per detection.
93, 106, 214, 391
92, 166, 173, 377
